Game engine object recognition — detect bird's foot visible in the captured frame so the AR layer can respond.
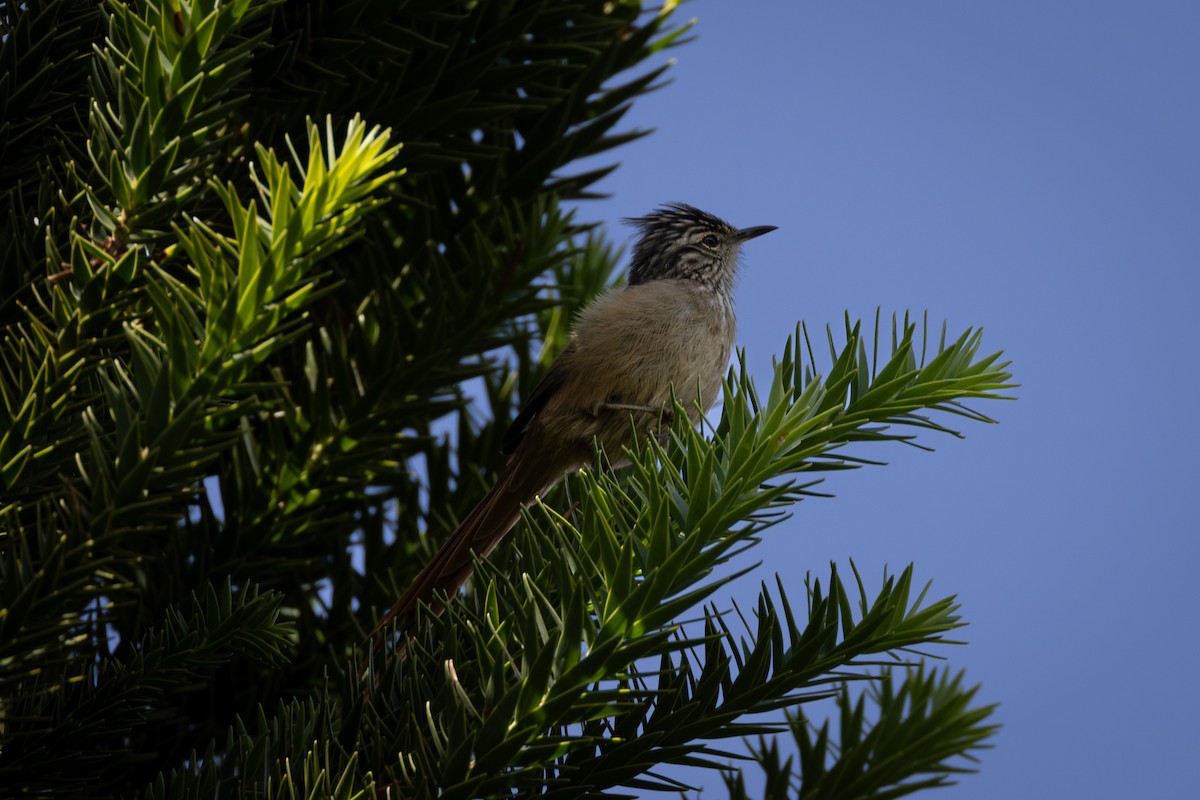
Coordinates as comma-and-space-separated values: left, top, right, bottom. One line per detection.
601, 401, 674, 443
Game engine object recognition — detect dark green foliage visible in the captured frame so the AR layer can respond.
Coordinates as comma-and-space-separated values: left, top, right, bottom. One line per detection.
0, 2, 1010, 797
723, 666, 999, 800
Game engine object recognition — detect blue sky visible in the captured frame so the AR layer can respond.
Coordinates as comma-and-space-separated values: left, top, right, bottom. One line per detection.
574, 1, 1199, 797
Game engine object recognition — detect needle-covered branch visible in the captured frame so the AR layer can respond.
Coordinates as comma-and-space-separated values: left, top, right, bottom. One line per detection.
351, 315, 1011, 797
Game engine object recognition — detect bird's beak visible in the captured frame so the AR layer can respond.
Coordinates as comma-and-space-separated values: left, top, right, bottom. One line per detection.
734, 225, 777, 242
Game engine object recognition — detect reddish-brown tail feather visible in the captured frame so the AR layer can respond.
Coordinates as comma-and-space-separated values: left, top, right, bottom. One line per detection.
370, 444, 563, 645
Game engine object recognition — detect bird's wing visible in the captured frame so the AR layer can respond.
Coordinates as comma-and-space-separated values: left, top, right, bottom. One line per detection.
500, 341, 577, 455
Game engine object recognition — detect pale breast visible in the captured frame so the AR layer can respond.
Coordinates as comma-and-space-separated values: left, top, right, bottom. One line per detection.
543, 280, 736, 454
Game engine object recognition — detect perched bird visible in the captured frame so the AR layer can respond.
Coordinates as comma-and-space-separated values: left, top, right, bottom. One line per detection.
373, 203, 775, 645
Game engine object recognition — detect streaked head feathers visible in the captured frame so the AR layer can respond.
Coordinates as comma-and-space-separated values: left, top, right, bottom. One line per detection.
622, 203, 775, 291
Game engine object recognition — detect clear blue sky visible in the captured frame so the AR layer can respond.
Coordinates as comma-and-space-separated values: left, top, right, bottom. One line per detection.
576, 1, 1199, 797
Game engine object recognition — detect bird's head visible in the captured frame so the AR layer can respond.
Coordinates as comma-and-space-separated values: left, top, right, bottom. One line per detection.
623, 203, 776, 293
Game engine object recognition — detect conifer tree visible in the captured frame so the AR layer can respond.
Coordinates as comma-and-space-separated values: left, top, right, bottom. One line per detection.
0, 2, 1011, 796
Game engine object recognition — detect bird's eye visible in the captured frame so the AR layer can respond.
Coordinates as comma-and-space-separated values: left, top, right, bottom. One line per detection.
701, 234, 719, 247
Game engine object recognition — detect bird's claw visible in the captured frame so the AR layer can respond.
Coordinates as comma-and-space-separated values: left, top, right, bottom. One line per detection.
601, 401, 674, 442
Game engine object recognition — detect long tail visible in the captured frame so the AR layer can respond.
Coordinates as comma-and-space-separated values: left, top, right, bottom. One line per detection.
370, 444, 561, 645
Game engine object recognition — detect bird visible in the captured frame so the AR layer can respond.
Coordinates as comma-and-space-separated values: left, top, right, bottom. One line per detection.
372, 203, 775, 648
